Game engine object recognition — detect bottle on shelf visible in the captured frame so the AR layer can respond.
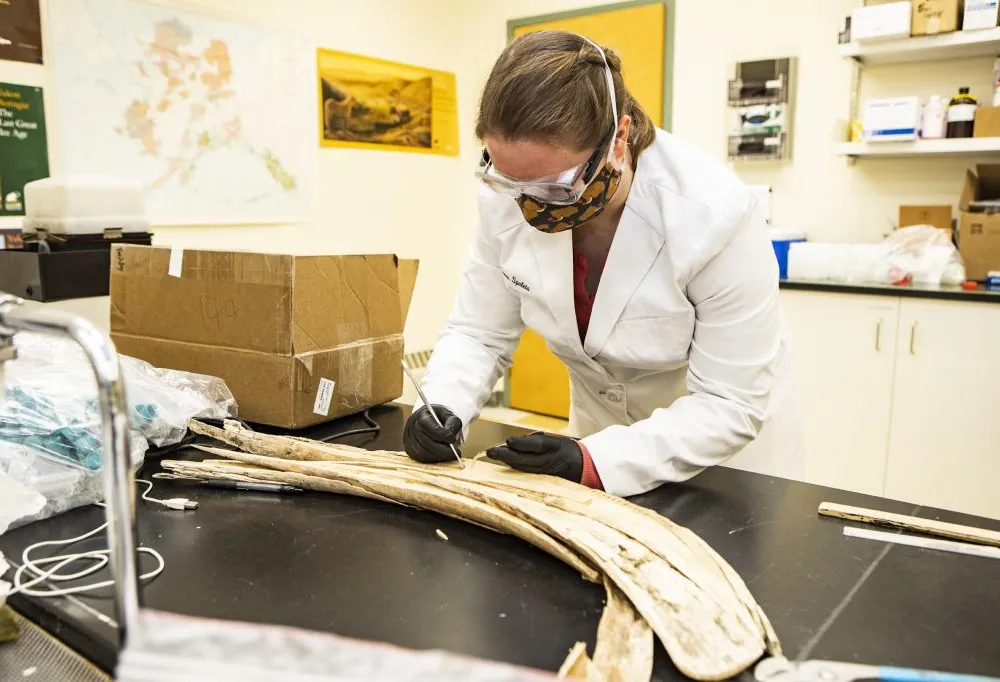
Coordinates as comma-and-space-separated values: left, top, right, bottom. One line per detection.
946, 87, 977, 139
994, 57, 1000, 108
921, 96, 947, 140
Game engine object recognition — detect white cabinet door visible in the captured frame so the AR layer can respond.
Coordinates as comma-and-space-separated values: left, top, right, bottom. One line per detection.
780, 291, 899, 495
886, 299, 1000, 520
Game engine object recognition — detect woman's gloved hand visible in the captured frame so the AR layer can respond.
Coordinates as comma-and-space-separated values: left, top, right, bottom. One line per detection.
487, 432, 584, 482
403, 405, 463, 463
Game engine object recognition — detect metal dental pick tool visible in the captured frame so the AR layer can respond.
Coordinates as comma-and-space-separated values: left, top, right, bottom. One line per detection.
401, 361, 465, 469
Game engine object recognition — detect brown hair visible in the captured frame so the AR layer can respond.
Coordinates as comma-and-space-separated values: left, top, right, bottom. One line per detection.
475, 30, 657, 158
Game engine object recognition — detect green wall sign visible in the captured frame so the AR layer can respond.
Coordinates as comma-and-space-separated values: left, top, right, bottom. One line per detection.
0, 83, 48, 216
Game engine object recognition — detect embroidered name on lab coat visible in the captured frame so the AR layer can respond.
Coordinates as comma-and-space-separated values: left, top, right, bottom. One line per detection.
502, 272, 531, 293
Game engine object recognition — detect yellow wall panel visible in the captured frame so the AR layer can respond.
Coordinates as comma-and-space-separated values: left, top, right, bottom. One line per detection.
509, 327, 571, 418
507, 2, 670, 419
511, 3, 666, 126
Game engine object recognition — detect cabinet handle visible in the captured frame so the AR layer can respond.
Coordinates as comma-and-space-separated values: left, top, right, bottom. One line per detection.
875, 318, 882, 352
909, 321, 918, 355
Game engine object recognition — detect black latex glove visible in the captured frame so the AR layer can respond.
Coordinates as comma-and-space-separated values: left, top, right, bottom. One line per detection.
403, 405, 463, 464
487, 432, 583, 482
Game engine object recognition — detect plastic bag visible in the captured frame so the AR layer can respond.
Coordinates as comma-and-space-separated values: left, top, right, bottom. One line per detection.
882, 225, 966, 285
787, 226, 965, 286
0, 469, 46, 537
119, 354, 238, 448
0, 451, 85, 531
0, 333, 238, 530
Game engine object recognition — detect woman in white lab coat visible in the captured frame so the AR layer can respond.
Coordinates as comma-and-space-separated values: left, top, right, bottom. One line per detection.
403, 30, 801, 497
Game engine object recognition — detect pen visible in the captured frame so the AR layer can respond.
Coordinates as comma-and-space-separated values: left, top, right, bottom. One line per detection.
200, 480, 303, 494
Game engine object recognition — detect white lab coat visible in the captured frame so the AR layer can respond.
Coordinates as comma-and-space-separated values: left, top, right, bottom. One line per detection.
421, 129, 802, 497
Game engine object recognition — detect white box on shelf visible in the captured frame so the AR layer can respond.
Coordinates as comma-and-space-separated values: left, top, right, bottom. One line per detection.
863, 97, 921, 142
851, 2, 912, 42
965, 0, 1000, 30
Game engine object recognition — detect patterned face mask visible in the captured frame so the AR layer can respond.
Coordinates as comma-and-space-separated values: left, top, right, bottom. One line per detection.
516, 161, 622, 233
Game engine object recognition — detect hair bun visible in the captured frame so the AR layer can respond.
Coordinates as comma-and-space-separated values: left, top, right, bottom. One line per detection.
577, 42, 622, 73
603, 47, 623, 73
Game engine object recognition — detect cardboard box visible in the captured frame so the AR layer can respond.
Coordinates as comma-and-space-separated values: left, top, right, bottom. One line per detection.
912, 0, 965, 35
863, 97, 921, 141
975, 106, 1000, 137
852, 2, 913, 41
963, 0, 999, 29
110, 246, 419, 428
899, 204, 953, 231
958, 165, 1000, 280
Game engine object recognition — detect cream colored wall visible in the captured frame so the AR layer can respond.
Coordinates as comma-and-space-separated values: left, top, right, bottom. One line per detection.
0, 0, 486, 353
1, 0, 993, 355
468, 0, 994, 243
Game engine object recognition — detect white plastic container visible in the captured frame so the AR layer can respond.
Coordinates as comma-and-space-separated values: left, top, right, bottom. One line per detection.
921, 96, 948, 139
22, 175, 149, 235
851, 2, 912, 42
964, 0, 1000, 30
993, 57, 1000, 107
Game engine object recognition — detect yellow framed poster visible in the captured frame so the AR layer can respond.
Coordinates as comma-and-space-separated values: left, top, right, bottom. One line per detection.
317, 48, 459, 156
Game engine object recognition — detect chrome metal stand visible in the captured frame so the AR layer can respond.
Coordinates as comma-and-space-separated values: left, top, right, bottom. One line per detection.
0, 295, 138, 646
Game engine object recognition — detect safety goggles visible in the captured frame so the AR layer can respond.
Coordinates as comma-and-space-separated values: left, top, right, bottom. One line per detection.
475, 36, 620, 206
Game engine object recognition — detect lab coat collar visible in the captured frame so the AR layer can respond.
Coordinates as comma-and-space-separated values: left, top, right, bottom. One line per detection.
528, 162, 665, 360
529, 228, 580, 353
584, 192, 664, 356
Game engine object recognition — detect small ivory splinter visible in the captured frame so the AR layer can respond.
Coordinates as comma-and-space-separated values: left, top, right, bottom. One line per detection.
436, 529, 449, 541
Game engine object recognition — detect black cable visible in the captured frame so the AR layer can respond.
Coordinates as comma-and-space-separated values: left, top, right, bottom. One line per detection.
143, 432, 199, 460
319, 409, 380, 443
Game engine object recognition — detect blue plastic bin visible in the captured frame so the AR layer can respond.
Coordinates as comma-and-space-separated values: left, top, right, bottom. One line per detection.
770, 231, 806, 280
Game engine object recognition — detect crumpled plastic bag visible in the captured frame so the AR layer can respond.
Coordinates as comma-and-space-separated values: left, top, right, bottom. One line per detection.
0, 471, 46, 537
882, 225, 965, 285
0, 333, 238, 530
787, 226, 965, 286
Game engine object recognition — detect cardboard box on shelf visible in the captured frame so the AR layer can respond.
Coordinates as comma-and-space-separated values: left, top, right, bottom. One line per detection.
899, 205, 953, 231
912, 0, 965, 35
974, 106, 1000, 137
958, 165, 1000, 280
863, 97, 921, 141
110, 246, 419, 428
852, 2, 913, 41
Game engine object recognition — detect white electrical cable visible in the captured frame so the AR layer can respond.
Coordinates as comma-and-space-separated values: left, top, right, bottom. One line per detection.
3, 479, 195, 599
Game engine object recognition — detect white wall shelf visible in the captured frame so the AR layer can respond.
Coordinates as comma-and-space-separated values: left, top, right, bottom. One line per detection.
836, 137, 1000, 158
839, 27, 1000, 66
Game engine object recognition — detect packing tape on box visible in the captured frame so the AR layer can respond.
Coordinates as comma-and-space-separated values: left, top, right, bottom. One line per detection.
168, 248, 184, 277
336, 342, 375, 413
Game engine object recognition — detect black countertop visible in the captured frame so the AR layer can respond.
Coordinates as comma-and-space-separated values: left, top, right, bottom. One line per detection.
780, 278, 1000, 303
2, 405, 999, 679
